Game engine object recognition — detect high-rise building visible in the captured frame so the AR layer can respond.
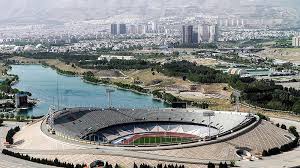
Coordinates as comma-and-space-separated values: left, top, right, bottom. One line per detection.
119, 24, 127, 35
198, 24, 217, 43
225, 19, 229, 27
208, 25, 216, 43
198, 24, 210, 43
182, 25, 193, 44
129, 25, 137, 34
151, 21, 158, 33
137, 25, 147, 34
214, 24, 219, 42
292, 36, 300, 47
111, 23, 127, 35
192, 31, 198, 44
111, 24, 118, 35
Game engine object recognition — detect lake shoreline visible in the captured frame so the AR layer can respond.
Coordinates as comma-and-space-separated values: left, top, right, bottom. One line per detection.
36, 63, 170, 105
8, 64, 168, 116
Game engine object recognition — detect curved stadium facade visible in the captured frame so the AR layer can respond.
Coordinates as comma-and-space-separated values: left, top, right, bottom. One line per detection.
8, 107, 298, 167
48, 108, 266, 147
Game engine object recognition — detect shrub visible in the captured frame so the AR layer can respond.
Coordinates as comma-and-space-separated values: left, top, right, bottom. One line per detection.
207, 162, 215, 168
14, 126, 20, 132
9, 113, 15, 119
262, 150, 269, 156
219, 162, 228, 168
5, 126, 21, 144
256, 113, 269, 121
230, 160, 236, 167
270, 147, 281, 155
289, 126, 299, 138
281, 124, 287, 130
136, 163, 185, 168
280, 144, 291, 152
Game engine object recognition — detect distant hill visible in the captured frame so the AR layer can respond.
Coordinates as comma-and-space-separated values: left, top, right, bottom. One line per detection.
0, 0, 299, 24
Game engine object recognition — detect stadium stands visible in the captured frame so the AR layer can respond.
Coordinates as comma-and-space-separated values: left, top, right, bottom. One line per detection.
48, 108, 255, 146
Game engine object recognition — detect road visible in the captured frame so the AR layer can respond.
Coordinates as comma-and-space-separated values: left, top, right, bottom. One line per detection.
0, 121, 55, 168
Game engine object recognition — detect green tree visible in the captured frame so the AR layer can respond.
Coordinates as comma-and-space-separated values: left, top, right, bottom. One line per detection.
289, 126, 299, 138
292, 101, 300, 114
281, 124, 287, 130
207, 162, 215, 168
9, 113, 15, 119
15, 115, 21, 122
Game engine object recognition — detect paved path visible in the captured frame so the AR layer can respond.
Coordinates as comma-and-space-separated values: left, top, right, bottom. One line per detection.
2, 117, 300, 168
0, 121, 55, 168
0, 153, 56, 168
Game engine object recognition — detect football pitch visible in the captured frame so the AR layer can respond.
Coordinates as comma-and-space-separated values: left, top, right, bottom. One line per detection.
132, 136, 193, 145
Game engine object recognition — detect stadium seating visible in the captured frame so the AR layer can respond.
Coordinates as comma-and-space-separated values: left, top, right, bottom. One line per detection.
49, 108, 253, 145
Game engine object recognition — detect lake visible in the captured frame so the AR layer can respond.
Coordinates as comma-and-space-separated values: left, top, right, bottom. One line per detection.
9, 65, 167, 116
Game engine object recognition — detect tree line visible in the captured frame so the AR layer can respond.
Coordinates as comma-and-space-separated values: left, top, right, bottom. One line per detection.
83, 71, 148, 93
2, 149, 190, 168
262, 137, 298, 157
2, 149, 86, 168
229, 76, 300, 113
133, 163, 185, 168
158, 60, 228, 83
207, 162, 229, 168
78, 59, 157, 70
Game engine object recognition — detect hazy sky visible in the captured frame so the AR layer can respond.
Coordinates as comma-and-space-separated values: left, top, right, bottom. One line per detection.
0, 0, 298, 24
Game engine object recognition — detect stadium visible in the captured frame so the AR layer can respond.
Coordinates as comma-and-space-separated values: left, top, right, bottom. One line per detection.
45, 107, 298, 153
5, 107, 298, 168
47, 108, 258, 148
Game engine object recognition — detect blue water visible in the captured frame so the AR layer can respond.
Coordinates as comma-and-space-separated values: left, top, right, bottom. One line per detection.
9, 65, 167, 116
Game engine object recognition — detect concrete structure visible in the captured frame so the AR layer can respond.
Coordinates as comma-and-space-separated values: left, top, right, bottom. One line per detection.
9, 110, 296, 167
48, 108, 255, 145
137, 25, 147, 34
111, 24, 127, 35
111, 24, 118, 35
0, 108, 296, 168
292, 36, 300, 47
182, 25, 193, 44
227, 68, 248, 76
198, 24, 217, 43
119, 24, 127, 35
15, 93, 28, 108
97, 55, 135, 61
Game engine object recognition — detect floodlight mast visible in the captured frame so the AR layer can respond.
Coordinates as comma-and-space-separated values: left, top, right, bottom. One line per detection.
106, 89, 115, 108
203, 111, 215, 138
233, 90, 241, 112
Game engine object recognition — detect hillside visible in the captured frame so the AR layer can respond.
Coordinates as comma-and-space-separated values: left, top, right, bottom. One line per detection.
0, 0, 299, 24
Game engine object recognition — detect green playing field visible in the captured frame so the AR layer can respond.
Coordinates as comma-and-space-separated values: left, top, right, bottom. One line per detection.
132, 136, 192, 145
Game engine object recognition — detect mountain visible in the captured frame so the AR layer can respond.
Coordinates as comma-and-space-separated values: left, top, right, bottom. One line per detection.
0, 0, 299, 24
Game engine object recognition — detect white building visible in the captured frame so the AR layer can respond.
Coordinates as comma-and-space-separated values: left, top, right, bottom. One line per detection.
198, 24, 216, 43
97, 55, 135, 61
292, 36, 300, 47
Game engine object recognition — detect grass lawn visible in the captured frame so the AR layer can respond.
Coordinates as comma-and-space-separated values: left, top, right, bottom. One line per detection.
132, 136, 192, 145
